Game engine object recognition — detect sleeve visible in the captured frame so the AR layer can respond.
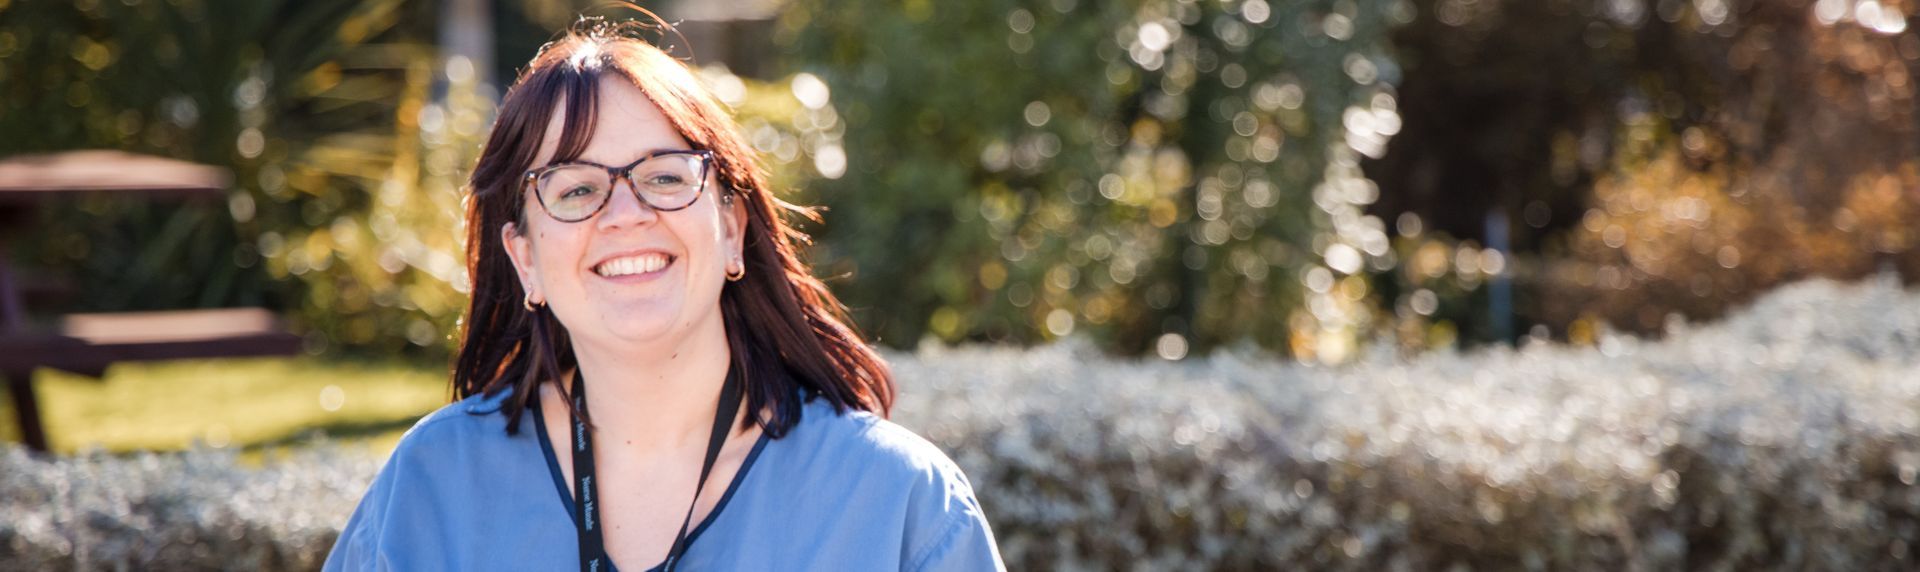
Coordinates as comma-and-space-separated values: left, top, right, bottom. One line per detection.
321, 407, 479, 571
322, 458, 399, 572
903, 460, 1006, 572
324, 464, 395, 572
321, 508, 376, 571
906, 504, 1005, 572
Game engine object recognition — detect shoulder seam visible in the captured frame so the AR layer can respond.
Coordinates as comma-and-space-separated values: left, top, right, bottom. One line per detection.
400, 402, 486, 444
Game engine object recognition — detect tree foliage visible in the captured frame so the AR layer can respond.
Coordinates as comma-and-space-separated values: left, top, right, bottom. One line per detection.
778, 0, 1414, 359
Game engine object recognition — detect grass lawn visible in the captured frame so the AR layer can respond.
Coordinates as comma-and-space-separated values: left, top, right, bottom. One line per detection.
0, 357, 449, 461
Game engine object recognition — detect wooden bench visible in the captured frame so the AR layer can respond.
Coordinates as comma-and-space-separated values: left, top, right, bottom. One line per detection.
0, 150, 302, 453
0, 309, 303, 451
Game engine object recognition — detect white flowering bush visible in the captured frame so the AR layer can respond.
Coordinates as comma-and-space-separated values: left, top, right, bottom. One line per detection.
0, 445, 380, 571
8, 276, 1920, 570
899, 274, 1920, 570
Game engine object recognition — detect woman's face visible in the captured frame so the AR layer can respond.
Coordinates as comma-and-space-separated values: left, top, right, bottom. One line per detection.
502, 78, 747, 349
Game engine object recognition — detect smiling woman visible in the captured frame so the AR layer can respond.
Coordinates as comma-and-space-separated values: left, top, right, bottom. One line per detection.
322, 13, 1004, 572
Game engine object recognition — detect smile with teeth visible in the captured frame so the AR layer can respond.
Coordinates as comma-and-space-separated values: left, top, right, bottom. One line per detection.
594, 253, 674, 277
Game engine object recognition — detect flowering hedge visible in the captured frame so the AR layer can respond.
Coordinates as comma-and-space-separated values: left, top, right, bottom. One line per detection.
0, 446, 378, 570
7, 276, 1920, 569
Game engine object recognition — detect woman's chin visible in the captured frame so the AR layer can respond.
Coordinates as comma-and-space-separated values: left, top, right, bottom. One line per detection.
560, 297, 673, 338
562, 290, 726, 348
604, 314, 681, 341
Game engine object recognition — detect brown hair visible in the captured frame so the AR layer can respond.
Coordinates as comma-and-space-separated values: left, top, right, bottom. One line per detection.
452, 16, 893, 437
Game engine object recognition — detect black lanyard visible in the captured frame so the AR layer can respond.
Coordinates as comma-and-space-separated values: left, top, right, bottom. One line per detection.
570, 365, 742, 572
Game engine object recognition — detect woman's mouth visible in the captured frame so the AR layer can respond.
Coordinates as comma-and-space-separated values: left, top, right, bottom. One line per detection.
593, 252, 676, 280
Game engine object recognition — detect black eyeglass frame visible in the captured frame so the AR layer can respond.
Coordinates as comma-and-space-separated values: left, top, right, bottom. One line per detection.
520, 149, 723, 223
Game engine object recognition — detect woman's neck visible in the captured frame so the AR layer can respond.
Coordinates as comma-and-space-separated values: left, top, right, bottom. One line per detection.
566, 311, 738, 456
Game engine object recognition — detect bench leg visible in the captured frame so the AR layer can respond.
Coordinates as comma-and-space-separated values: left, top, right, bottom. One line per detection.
4, 369, 47, 453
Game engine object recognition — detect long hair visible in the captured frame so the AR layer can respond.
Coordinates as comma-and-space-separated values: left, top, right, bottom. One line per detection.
452, 16, 894, 437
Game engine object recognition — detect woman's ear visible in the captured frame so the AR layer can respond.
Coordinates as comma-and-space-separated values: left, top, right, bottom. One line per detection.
722, 190, 749, 258
501, 222, 541, 303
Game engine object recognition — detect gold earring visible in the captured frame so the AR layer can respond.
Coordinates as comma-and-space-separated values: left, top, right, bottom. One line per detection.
523, 291, 540, 312
726, 257, 746, 282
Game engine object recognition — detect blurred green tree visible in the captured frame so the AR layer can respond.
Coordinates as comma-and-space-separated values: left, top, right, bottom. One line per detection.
779, 0, 1414, 360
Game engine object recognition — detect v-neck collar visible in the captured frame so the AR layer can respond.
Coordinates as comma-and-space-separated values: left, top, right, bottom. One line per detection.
528, 392, 773, 572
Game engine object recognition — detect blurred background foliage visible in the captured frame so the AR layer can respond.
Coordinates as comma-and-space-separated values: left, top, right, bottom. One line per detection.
1374, 0, 1920, 346
3, 0, 1919, 364
778, 0, 1410, 361
0, 0, 471, 357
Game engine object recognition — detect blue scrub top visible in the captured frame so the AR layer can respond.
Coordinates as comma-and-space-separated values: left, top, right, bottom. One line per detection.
323, 385, 1005, 571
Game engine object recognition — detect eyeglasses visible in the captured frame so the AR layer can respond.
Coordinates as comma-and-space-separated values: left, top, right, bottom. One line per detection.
521, 149, 718, 223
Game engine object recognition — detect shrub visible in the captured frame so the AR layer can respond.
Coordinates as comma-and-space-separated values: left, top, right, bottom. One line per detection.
902, 274, 1920, 569
0, 445, 379, 571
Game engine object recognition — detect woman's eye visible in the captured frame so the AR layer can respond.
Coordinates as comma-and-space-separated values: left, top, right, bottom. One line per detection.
644, 174, 686, 187
561, 184, 596, 199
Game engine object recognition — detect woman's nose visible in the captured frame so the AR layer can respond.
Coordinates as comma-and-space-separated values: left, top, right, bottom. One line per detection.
595, 177, 661, 229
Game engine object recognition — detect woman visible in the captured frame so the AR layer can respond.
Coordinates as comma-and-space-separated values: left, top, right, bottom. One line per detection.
324, 18, 1004, 572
